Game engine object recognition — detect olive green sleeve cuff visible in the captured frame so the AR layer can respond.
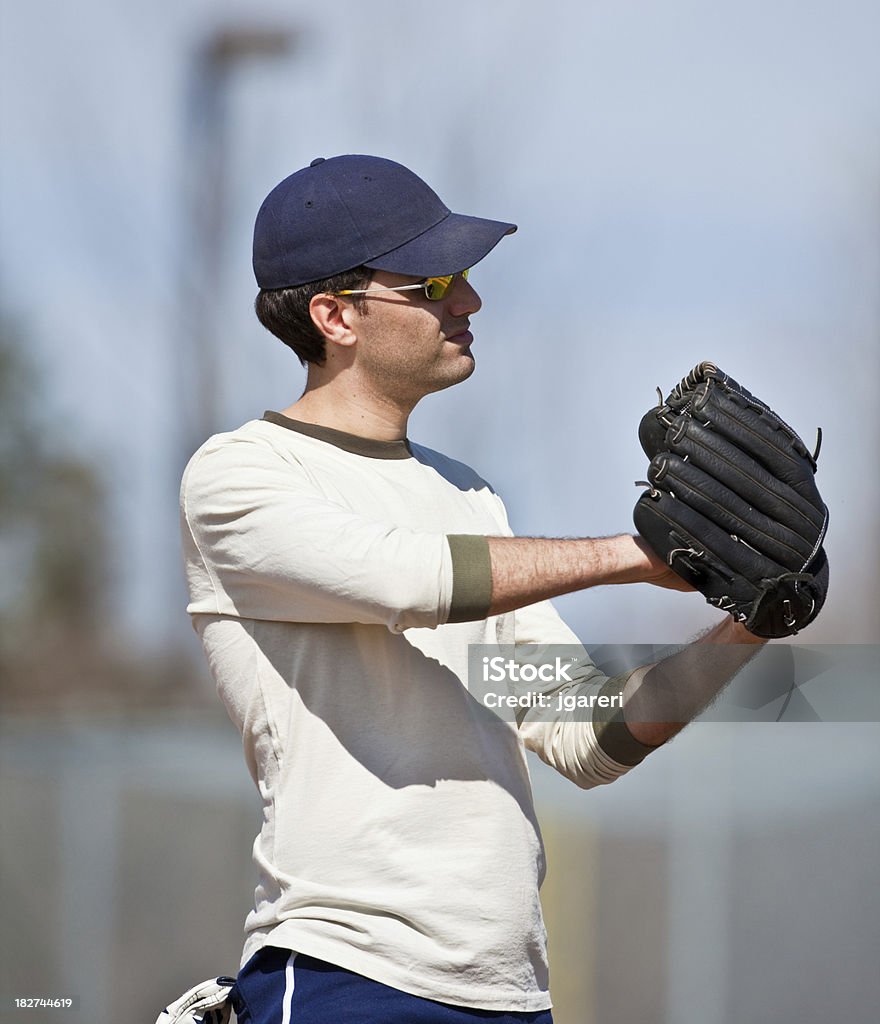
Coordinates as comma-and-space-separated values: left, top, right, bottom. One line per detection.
591, 675, 660, 768
446, 535, 493, 623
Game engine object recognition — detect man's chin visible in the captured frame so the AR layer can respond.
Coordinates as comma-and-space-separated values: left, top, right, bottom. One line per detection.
427, 352, 476, 394
453, 349, 476, 381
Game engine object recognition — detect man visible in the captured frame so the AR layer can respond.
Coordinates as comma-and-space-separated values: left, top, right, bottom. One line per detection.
178, 154, 764, 1024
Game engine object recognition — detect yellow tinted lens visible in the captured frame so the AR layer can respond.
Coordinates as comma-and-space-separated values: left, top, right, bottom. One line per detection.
424, 269, 470, 300
424, 275, 453, 300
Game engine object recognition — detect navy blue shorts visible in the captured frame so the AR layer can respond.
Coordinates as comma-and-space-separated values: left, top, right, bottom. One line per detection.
231, 946, 553, 1024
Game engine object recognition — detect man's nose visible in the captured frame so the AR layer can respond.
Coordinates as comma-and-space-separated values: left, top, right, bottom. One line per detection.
448, 274, 482, 316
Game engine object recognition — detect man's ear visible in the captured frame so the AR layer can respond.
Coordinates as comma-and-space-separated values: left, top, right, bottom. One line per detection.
309, 293, 358, 349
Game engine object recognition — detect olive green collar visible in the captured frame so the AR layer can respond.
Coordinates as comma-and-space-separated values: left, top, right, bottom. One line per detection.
262, 411, 413, 460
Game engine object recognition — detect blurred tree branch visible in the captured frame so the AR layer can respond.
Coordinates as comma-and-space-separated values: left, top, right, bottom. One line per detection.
0, 315, 207, 711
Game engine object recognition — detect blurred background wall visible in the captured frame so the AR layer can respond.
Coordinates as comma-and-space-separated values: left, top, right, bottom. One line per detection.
1, 1, 878, 1022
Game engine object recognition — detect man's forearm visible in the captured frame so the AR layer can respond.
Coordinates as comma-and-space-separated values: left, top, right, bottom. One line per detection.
621, 619, 767, 747
485, 534, 686, 616
485, 534, 766, 761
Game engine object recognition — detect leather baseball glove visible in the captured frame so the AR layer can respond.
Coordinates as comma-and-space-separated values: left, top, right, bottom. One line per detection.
633, 361, 829, 638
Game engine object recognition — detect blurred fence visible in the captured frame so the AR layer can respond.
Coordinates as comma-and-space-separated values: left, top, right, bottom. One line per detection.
2, 712, 879, 1024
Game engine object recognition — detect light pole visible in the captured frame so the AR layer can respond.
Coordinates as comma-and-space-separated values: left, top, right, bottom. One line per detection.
180, 24, 296, 455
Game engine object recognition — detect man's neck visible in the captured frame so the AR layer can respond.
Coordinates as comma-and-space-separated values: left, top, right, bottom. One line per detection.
281, 385, 413, 442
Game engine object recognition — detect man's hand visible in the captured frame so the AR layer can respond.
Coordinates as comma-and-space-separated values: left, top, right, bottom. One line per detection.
631, 535, 697, 593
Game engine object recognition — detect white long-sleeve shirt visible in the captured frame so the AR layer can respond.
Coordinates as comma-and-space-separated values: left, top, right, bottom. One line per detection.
179, 413, 650, 1012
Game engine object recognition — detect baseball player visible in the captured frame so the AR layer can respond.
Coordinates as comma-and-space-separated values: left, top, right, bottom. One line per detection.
170, 154, 825, 1024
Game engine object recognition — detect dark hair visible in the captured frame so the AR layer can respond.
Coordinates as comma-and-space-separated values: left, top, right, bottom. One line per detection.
254, 266, 372, 365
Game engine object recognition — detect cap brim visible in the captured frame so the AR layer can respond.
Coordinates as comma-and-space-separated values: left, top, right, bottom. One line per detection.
363, 212, 517, 278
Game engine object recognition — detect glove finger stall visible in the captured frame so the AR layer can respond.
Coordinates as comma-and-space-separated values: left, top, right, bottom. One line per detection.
648, 453, 818, 571
667, 417, 826, 541
633, 490, 784, 596
638, 407, 673, 460
693, 385, 821, 499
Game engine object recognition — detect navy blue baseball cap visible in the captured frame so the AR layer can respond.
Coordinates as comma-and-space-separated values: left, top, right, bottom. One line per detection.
253, 154, 517, 289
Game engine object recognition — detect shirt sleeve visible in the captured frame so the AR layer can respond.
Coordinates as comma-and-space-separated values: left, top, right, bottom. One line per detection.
180, 435, 457, 632
512, 599, 658, 787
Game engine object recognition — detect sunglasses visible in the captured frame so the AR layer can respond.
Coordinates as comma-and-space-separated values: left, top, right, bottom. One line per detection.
335, 269, 470, 303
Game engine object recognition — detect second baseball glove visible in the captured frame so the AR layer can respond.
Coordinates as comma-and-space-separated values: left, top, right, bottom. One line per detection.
633, 361, 829, 639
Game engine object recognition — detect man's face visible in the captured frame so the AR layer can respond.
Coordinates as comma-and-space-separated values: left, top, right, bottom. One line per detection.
345, 270, 483, 405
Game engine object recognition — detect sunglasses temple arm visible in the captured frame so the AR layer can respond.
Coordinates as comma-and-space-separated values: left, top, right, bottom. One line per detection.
335, 284, 428, 297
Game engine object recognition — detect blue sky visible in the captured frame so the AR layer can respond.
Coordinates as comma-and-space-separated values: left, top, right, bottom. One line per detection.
2, 0, 878, 651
